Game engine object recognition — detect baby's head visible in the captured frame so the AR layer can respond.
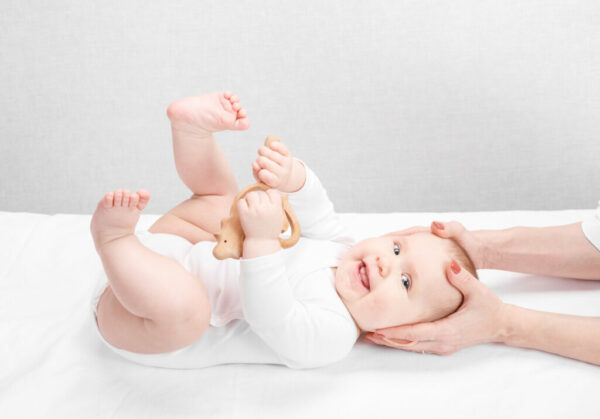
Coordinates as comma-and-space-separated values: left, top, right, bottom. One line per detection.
334, 231, 477, 332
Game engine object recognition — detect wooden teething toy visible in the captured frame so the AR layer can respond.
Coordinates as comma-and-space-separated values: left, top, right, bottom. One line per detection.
212, 135, 301, 260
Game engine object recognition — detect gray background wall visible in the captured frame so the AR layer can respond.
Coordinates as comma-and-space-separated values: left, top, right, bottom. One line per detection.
1, 0, 598, 214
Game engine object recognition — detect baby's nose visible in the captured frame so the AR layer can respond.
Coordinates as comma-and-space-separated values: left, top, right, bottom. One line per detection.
376, 256, 390, 278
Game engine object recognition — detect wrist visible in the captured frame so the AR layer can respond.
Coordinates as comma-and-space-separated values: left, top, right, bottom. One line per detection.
283, 159, 306, 193
243, 238, 282, 259
494, 303, 515, 344
472, 230, 499, 270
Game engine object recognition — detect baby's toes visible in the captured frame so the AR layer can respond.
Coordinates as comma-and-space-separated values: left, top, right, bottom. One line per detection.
114, 189, 123, 206
129, 192, 140, 209
233, 117, 250, 131
102, 192, 115, 209
232, 102, 241, 112
136, 189, 151, 211
230, 95, 239, 103
122, 190, 131, 207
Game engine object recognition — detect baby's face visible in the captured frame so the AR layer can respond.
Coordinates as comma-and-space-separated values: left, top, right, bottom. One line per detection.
335, 232, 462, 332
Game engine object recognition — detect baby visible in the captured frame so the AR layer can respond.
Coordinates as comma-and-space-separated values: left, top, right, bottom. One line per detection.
90, 91, 477, 369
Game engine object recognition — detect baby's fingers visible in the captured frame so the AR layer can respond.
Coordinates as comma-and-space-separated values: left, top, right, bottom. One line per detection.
257, 169, 278, 187
256, 155, 281, 175
269, 141, 291, 157
237, 197, 249, 213
258, 146, 285, 165
244, 190, 261, 207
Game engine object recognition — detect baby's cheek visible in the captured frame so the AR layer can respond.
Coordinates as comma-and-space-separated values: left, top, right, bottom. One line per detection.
362, 293, 392, 323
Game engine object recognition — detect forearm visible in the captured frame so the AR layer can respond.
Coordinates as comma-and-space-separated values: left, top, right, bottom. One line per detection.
284, 158, 306, 193
475, 223, 600, 279
500, 304, 600, 366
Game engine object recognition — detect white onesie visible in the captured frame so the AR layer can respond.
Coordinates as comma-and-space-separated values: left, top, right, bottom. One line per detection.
91, 165, 359, 369
582, 199, 600, 251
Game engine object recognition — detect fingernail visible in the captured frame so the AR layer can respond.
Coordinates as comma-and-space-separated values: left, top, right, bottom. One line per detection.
450, 259, 461, 274
432, 221, 444, 230
384, 338, 418, 346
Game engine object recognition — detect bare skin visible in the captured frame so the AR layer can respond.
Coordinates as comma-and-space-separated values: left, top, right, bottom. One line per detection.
91, 91, 249, 354
367, 221, 600, 366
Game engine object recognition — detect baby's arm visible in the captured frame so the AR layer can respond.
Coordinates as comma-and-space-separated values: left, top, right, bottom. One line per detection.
237, 188, 356, 367
252, 141, 352, 243
240, 257, 357, 368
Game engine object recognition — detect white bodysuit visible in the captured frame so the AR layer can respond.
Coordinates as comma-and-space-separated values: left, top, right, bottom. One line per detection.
582, 199, 600, 251
91, 165, 359, 369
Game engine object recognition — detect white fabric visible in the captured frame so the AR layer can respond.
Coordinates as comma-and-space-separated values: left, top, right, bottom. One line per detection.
238, 165, 357, 367
582, 199, 600, 251
2, 209, 600, 418
91, 166, 357, 369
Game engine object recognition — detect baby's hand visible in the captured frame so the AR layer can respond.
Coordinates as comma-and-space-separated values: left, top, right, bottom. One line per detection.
237, 189, 285, 242
252, 141, 306, 193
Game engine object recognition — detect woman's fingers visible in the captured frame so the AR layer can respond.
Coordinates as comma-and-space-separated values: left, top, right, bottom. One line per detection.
431, 221, 485, 269
367, 260, 506, 355
431, 220, 467, 240
446, 259, 478, 297
373, 318, 445, 344
365, 334, 456, 356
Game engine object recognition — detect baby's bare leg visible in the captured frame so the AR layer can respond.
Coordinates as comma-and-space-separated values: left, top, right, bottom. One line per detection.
91, 189, 210, 353
149, 91, 250, 243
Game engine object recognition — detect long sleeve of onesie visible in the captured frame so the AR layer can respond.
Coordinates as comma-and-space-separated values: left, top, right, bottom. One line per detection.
285, 161, 353, 244
239, 163, 357, 369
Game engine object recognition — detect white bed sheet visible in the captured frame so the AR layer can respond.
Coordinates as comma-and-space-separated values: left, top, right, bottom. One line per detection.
1, 209, 599, 419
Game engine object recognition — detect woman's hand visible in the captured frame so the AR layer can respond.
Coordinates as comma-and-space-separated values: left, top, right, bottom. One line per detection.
252, 141, 306, 193
365, 260, 509, 355
430, 221, 488, 269
238, 190, 285, 258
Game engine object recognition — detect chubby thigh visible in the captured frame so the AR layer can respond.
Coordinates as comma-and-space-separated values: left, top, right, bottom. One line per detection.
91, 231, 217, 355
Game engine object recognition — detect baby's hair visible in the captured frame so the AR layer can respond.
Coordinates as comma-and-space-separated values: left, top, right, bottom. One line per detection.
445, 239, 479, 280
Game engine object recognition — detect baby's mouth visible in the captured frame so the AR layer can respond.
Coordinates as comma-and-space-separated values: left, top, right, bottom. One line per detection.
358, 261, 370, 290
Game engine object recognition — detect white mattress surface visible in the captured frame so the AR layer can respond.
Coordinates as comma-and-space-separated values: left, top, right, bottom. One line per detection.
1, 209, 599, 418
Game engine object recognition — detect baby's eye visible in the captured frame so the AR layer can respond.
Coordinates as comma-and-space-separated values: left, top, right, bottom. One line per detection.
401, 273, 411, 290
393, 244, 400, 255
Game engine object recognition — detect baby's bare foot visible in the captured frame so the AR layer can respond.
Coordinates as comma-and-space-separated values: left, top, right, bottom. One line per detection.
166, 91, 250, 134
90, 189, 151, 249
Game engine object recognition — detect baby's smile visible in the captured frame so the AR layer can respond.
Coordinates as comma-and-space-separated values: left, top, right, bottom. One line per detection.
335, 233, 463, 332
357, 260, 371, 290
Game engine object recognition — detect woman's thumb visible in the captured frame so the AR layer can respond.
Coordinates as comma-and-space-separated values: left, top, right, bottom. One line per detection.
431, 221, 465, 240
446, 260, 477, 294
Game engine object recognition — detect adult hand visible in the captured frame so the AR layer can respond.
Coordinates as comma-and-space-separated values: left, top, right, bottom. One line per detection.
365, 260, 508, 355
430, 221, 488, 269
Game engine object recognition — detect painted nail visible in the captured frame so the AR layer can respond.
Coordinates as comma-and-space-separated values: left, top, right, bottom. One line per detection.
432, 221, 444, 230
450, 259, 461, 274
385, 338, 418, 346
